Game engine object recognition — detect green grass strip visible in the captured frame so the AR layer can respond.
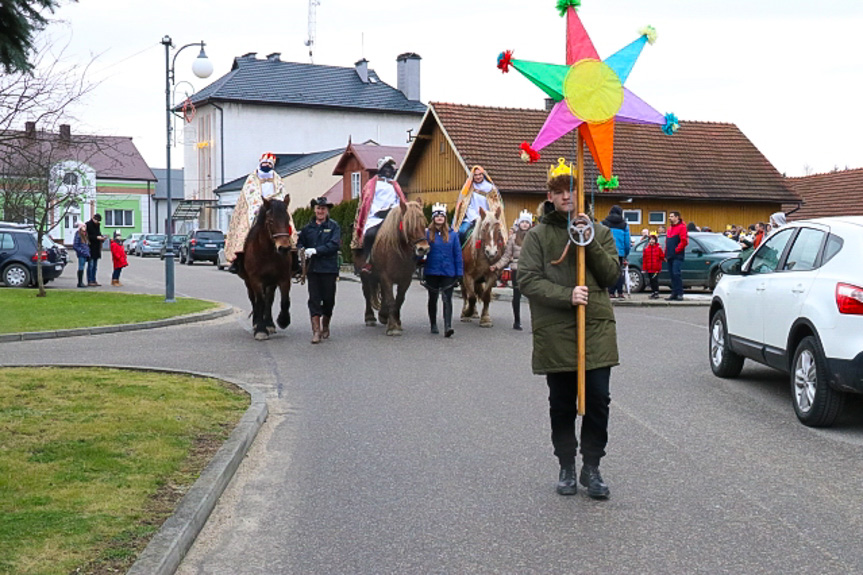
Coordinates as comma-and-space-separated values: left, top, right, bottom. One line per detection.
0, 367, 249, 574
0, 290, 218, 334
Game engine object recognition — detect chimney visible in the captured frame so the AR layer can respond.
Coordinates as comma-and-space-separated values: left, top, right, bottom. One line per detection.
266, 52, 281, 62
59, 124, 71, 140
355, 58, 369, 83
396, 53, 421, 101
25, 121, 35, 136
545, 98, 555, 112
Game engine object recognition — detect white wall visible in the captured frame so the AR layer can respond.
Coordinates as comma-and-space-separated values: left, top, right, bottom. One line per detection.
183, 102, 422, 200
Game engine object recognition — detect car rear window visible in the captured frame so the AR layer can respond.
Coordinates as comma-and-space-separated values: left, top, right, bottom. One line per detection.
821, 234, 844, 265
146, 235, 165, 241
0, 233, 14, 250
196, 231, 224, 241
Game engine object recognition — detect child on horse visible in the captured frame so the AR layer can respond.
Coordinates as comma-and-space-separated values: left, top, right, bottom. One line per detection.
452, 165, 505, 246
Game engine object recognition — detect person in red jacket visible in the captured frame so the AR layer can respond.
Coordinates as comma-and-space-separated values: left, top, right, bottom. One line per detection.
664, 211, 689, 301
642, 233, 665, 299
110, 231, 129, 287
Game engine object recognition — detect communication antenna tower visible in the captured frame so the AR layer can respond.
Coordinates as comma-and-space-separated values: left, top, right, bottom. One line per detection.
304, 0, 321, 63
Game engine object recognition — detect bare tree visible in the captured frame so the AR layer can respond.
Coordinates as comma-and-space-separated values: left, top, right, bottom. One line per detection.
0, 36, 106, 295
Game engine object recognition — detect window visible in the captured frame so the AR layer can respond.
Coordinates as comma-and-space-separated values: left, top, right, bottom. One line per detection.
648, 211, 665, 225
62, 172, 78, 186
783, 228, 825, 272
622, 209, 641, 225
351, 172, 361, 199
104, 210, 134, 227
822, 234, 844, 265
749, 228, 794, 275
0, 233, 13, 250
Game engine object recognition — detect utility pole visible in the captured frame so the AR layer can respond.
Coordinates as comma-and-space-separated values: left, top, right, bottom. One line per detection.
304, 0, 320, 63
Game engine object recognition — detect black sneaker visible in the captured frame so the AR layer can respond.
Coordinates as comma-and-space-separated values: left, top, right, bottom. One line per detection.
430, 325, 439, 334
513, 322, 522, 331
556, 464, 577, 496
579, 465, 610, 499
444, 327, 454, 338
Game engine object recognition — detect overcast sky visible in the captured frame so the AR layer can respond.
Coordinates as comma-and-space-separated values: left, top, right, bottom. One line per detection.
41, 0, 863, 177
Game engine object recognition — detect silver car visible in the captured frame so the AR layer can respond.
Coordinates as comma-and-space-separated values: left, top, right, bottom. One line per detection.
135, 234, 165, 257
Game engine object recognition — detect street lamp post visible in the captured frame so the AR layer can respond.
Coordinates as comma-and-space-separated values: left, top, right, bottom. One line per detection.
161, 35, 213, 302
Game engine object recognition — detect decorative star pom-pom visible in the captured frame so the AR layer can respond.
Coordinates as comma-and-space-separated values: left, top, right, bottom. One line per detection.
639, 25, 658, 45
556, 0, 581, 17
497, 50, 513, 73
520, 142, 540, 163
662, 113, 679, 135
596, 175, 620, 191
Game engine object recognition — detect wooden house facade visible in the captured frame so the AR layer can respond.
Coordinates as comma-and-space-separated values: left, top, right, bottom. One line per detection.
331, 141, 408, 205
397, 103, 801, 232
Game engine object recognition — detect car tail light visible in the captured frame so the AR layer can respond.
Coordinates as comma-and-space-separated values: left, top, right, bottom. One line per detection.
31, 251, 48, 262
836, 283, 863, 315
190, 238, 197, 246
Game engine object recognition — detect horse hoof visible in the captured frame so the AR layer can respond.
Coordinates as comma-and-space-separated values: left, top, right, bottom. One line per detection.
365, 320, 377, 327
386, 328, 403, 337
461, 317, 472, 323
480, 320, 493, 328
277, 313, 290, 329
267, 326, 277, 335
254, 332, 270, 341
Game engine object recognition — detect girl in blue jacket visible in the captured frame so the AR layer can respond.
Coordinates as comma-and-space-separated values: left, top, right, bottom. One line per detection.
424, 203, 463, 337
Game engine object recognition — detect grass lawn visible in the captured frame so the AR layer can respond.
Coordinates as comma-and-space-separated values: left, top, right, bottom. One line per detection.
0, 290, 219, 334
0, 367, 249, 575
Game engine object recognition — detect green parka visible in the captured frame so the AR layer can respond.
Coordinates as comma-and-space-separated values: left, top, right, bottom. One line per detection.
519, 206, 621, 374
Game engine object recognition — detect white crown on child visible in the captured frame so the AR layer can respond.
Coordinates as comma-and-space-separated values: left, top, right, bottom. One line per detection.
431, 202, 447, 215
516, 209, 533, 224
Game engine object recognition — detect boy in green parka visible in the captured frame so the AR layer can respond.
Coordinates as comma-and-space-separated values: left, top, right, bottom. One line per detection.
518, 172, 621, 499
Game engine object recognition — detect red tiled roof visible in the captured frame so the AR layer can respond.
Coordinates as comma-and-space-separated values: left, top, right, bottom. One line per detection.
332, 142, 408, 175
0, 130, 155, 181
427, 102, 800, 203
785, 169, 863, 220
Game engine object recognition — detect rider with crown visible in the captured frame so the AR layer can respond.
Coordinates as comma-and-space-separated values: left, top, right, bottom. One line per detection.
452, 165, 505, 246
352, 156, 407, 273
226, 152, 298, 274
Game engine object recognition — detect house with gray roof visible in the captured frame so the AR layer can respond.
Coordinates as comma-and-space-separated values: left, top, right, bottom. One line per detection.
181, 51, 426, 224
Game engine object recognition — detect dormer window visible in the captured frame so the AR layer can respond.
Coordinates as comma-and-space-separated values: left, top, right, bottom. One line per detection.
62, 172, 78, 186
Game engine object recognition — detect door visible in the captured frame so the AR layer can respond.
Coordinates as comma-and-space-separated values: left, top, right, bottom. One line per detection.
727, 228, 796, 346
761, 227, 826, 360
682, 238, 708, 286
62, 204, 81, 245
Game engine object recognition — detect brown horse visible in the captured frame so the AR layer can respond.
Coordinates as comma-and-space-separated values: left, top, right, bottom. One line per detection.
356, 200, 429, 336
238, 197, 294, 341
461, 206, 505, 327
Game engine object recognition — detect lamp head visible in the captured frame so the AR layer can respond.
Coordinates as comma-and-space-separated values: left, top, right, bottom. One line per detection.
192, 45, 213, 78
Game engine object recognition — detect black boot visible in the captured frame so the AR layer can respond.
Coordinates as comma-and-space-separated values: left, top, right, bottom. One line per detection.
77, 270, 85, 288
556, 463, 577, 496
443, 291, 454, 338
579, 464, 610, 499
428, 297, 439, 334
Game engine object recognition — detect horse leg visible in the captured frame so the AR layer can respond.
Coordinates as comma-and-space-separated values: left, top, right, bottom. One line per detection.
264, 283, 277, 334
276, 277, 291, 329
392, 278, 408, 334
381, 278, 399, 336
461, 276, 476, 321
251, 289, 269, 341
361, 275, 377, 326
479, 276, 494, 328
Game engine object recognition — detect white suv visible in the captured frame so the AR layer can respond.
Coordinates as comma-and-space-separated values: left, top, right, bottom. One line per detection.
709, 217, 863, 427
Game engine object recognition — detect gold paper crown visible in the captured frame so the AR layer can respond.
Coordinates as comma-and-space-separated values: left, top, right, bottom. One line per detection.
517, 209, 533, 223
259, 152, 277, 165
548, 158, 575, 181
431, 202, 447, 214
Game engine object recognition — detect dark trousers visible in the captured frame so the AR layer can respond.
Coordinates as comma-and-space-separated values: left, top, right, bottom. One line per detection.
511, 269, 521, 325
86, 257, 99, 283
609, 256, 625, 296
363, 209, 392, 260
668, 258, 684, 297
546, 367, 611, 468
648, 272, 659, 294
425, 275, 456, 328
112, 268, 122, 281
307, 272, 337, 317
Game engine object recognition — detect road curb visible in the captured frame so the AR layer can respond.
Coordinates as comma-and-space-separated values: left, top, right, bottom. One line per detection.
0, 302, 233, 343
0, 363, 268, 575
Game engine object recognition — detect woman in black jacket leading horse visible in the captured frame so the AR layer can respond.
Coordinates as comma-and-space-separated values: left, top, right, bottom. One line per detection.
298, 197, 342, 344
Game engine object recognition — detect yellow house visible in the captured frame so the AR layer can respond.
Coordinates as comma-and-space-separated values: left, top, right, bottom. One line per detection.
397, 102, 801, 233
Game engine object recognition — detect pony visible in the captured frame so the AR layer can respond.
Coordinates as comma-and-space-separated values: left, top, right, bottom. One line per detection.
460, 206, 505, 327
357, 200, 430, 336
238, 197, 294, 340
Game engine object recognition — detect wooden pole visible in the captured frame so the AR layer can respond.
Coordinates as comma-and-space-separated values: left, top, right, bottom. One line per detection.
576, 131, 586, 416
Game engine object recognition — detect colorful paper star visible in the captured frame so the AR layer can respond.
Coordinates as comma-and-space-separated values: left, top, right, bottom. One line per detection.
499, 2, 677, 180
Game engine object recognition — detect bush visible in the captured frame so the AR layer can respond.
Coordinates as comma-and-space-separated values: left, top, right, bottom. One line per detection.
293, 198, 359, 264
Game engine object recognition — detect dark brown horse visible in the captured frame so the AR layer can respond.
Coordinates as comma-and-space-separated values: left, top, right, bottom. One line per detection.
461, 206, 505, 327
238, 198, 294, 340
356, 200, 429, 336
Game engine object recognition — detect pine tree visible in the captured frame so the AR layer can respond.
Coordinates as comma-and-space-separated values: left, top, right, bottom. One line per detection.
0, 0, 74, 73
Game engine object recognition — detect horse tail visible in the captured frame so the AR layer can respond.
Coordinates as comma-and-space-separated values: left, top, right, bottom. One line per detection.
371, 279, 382, 311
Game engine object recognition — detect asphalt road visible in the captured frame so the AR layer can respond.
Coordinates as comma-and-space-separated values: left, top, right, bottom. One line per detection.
5, 255, 863, 574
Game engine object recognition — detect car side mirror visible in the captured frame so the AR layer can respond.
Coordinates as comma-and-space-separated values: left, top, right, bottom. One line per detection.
719, 257, 743, 276
692, 248, 704, 256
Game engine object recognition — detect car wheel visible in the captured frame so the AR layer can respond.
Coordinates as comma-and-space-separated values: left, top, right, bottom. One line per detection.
2, 263, 31, 288
626, 266, 645, 293
709, 309, 745, 378
791, 336, 845, 427
709, 268, 724, 291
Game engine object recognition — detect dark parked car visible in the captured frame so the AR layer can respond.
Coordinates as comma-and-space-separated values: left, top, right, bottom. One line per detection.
0, 228, 66, 287
159, 234, 187, 260
179, 230, 224, 265
625, 232, 742, 292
